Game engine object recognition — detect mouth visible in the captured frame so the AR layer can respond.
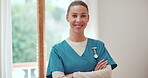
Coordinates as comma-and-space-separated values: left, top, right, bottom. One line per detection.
74, 24, 83, 29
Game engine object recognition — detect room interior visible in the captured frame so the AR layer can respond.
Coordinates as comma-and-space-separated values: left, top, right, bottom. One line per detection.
1, 0, 148, 78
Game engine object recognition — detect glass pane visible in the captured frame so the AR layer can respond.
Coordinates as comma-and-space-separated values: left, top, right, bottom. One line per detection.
45, 0, 72, 59
11, 0, 38, 78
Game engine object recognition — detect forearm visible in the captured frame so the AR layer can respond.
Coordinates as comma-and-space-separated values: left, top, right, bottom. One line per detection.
52, 65, 112, 78
73, 65, 112, 78
52, 71, 66, 78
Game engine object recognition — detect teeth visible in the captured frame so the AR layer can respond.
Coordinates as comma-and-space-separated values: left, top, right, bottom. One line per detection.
75, 26, 81, 27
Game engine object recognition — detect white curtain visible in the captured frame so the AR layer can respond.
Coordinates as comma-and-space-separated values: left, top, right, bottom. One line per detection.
0, 0, 12, 78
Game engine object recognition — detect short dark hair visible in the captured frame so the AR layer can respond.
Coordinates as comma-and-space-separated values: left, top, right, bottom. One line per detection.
67, 0, 89, 15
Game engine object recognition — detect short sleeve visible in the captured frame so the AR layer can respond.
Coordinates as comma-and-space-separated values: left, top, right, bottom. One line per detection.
97, 41, 117, 70
46, 46, 64, 78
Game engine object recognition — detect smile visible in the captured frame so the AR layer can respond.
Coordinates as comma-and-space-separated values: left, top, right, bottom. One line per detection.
75, 25, 83, 29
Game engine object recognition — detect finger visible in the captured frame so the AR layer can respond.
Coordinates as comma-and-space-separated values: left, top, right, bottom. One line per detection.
96, 60, 108, 70
99, 60, 108, 68
101, 64, 107, 69
100, 61, 108, 69
96, 59, 105, 67
94, 60, 108, 71
94, 60, 105, 70
94, 62, 106, 71
94, 66, 98, 71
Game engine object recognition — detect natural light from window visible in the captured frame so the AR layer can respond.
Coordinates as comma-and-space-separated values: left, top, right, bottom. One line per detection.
11, 0, 38, 78
11, 0, 72, 78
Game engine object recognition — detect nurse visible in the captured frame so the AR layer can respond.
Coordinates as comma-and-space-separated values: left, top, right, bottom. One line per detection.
46, 1, 117, 78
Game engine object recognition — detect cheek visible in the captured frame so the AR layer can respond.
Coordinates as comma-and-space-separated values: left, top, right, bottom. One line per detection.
69, 19, 75, 23
85, 17, 89, 22
83, 19, 89, 24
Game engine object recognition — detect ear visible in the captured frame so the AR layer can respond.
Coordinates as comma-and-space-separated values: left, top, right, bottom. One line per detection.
66, 15, 69, 22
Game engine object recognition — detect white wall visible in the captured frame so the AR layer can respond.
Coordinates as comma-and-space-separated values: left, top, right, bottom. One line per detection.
99, 0, 148, 78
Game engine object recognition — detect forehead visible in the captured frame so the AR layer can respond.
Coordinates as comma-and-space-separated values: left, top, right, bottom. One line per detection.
69, 5, 88, 14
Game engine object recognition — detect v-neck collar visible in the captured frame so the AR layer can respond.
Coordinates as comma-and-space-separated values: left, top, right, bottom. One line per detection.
64, 38, 89, 57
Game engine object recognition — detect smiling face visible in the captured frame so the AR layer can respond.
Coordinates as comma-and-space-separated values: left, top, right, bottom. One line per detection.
66, 5, 89, 33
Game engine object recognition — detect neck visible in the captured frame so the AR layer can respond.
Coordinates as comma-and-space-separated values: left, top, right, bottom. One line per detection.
69, 31, 86, 42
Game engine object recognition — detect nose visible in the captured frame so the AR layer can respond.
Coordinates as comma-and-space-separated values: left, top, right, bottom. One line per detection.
76, 17, 82, 23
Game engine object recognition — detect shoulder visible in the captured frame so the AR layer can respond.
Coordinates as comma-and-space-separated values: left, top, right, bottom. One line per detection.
50, 40, 66, 55
88, 38, 105, 45
52, 40, 66, 49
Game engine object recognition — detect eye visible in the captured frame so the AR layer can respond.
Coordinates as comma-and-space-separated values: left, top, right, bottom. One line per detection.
81, 15, 86, 17
72, 15, 77, 17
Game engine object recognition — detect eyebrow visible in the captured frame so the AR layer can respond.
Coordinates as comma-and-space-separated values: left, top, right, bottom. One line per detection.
81, 12, 87, 14
71, 12, 87, 14
71, 13, 77, 14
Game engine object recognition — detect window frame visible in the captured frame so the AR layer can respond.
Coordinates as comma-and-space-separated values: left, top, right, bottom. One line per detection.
37, 0, 46, 78
0, 0, 12, 78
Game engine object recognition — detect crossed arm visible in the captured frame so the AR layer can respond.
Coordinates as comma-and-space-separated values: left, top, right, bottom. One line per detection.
52, 60, 112, 78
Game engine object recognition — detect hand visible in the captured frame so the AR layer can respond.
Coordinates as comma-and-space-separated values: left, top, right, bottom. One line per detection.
65, 73, 73, 78
94, 59, 108, 71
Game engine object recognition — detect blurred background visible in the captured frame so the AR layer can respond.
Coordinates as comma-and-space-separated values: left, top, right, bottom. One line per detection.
98, 0, 148, 78
1, 0, 148, 78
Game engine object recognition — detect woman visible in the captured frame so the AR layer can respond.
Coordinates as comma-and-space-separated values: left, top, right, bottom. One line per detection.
46, 1, 117, 78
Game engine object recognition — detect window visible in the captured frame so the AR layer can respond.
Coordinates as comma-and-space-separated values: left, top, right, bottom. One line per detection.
11, 0, 38, 78
2, 0, 98, 78
11, 0, 72, 78
45, 0, 72, 59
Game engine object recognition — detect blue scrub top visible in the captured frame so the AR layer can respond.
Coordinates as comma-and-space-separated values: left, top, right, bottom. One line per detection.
46, 38, 117, 78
